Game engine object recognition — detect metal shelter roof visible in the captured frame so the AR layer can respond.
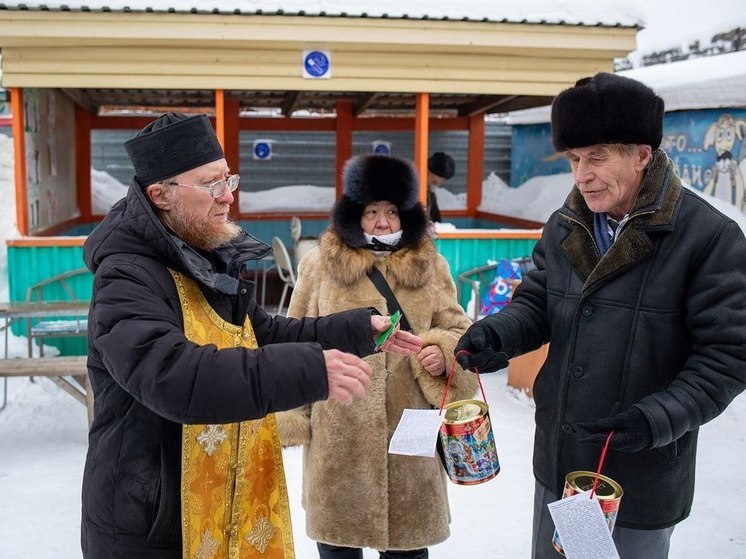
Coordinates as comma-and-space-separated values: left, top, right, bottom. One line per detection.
0, 2, 640, 116
0, 1, 645, 27
61, 88, 555, 117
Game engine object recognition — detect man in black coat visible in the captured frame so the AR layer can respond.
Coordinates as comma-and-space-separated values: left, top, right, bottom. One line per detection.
426, 151, 455, 224
455, 73, 746, 558
81, 112, 422, 559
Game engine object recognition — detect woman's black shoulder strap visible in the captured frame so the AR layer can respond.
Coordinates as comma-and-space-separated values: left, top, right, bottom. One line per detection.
366, 266, 412, 332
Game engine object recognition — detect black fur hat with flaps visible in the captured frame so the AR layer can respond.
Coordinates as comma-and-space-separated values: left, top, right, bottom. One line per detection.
124, 112, 225, 188
331, 154, 428, 249
551, 72, 664, 152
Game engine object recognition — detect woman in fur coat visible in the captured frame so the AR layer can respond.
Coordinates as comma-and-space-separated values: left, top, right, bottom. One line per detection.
277, 154, 478, 559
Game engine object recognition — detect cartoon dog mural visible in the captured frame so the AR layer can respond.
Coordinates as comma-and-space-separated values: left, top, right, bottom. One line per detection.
702, 114, 746, 212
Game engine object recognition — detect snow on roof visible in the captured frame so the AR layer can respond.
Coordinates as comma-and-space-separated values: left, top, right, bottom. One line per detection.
503, 105, 553, 126
620, 50, 746, 111
0, 0, 644, 27
505, 49, 746, 125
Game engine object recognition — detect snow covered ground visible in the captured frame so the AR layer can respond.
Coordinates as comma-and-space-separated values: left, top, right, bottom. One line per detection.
1, 357, 744, 558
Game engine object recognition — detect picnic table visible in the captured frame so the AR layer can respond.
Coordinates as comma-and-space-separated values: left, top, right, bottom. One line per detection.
0, 301, 89, 358
0, 355, 92, 425
0, 302, 91, 424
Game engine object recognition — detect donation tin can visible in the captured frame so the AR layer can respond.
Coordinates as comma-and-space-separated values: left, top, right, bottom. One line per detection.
551, 470, 624, 556
438, 399, 500, 485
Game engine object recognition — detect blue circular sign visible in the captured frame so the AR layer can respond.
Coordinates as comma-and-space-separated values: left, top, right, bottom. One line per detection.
304, 51, 330, 78
253, 141, 271, 159
373, 143, 390, 155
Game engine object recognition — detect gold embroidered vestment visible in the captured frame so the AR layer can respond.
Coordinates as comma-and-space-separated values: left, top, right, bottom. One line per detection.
169, 269, 294, 559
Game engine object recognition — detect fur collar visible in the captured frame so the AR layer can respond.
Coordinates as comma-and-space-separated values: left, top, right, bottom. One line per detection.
318, 228, 437, 289
558, 149, 683, 291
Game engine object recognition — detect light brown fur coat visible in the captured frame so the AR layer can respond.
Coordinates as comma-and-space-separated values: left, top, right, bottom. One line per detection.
277, 230, 477, 551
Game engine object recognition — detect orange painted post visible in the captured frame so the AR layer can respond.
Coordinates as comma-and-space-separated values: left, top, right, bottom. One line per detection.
9, 88, 28, 236
215, 89, 241, 220
215, 89, 226, 148
335, 101, 353, 198
75, 106, 93, 224
467, 114, 485, 217
414, 93, 430, 207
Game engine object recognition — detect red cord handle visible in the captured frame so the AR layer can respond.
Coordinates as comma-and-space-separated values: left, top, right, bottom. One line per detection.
439, 350, 488, 415
590, 431, 614, 499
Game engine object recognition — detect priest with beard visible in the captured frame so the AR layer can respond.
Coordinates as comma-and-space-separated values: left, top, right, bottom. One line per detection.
80, 112, 422, 559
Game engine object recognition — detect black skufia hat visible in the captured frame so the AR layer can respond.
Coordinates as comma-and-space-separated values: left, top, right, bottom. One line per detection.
331, 154, 428, 249
427, 152, 455, 179
124, 112, 225, 187
551, 72, 664, 152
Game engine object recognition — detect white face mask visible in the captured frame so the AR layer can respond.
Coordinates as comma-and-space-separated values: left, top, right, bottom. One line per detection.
364, 230, 403, 247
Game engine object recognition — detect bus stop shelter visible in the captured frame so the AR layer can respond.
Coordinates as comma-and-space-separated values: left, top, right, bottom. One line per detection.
0, 1, 640, 235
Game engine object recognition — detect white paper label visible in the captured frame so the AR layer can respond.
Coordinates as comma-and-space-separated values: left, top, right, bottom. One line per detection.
388, 409, 443, 457
547, 490, 620, 559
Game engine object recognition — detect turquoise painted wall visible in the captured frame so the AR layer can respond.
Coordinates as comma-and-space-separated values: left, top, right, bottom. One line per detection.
7, 245, 90, 355
434, 237, 538, 309
6, 218, 538, 353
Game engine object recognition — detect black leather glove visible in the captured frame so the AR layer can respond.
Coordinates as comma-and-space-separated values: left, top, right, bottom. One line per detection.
454, 321, 509, 373
576, 406, 653, 453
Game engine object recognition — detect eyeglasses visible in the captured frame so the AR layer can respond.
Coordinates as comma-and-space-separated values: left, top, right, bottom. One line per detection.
164, 174, 240, 199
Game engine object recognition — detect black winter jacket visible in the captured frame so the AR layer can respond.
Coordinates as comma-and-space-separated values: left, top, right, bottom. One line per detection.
479, 151, 746, 529
427, 190, 442, 223
81, 182, 376, 558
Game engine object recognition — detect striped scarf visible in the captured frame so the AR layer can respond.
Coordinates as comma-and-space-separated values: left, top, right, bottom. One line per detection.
593, 212, 613, 256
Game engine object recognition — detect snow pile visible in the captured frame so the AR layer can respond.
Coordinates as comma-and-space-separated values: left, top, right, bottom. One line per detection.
91, 168, 128, 214
478, 172, 572, 223
0, 134, 20, 301
89, 166, 746, 236
90, 174, 337, 216
475, 169, 746, 234
436, 186, 467, 211
239, 184, 335, 213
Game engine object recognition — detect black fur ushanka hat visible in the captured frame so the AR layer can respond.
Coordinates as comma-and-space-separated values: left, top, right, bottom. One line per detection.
551, 72, 664, 152
331, 154, 428, 248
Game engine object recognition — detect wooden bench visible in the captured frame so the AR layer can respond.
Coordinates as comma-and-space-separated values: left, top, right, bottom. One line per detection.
0, 356, 92, 426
